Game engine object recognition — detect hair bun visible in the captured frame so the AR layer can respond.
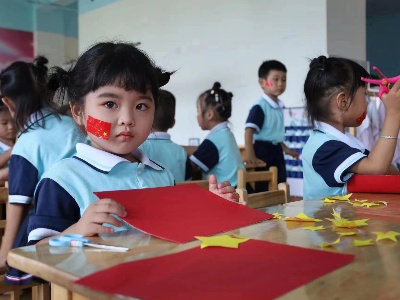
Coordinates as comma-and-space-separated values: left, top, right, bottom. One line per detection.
310, 55, 327, 71
48, 66, 70, 91
155, 67, 174, 88
212, 82, 221, 90
32, 56, 49, 69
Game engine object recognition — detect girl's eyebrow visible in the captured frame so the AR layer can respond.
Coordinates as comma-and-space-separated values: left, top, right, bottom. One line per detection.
97, 92, 121, 99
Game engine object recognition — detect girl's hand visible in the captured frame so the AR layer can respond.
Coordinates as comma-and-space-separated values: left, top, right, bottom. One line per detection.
74, 198, 127, 237
381, 80, 400, 113
208, 174, 239, 202
285, 148, 300, 159
245, 155, 265, 165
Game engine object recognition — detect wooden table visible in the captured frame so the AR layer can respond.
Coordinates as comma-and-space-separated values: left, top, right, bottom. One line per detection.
8, 193, 400, 299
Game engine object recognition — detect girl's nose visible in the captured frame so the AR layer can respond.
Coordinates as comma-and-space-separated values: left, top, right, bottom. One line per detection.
119, 112, 134, 126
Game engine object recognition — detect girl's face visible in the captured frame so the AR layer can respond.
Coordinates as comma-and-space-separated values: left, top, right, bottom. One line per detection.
72, 85, 155, 160
0, 110, 15, 143
346, 87, 368, 127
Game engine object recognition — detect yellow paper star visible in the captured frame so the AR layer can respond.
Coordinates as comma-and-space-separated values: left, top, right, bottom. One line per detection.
350, 202, 364, 207
303, 225, 325, 231
330, 218, 369, 228
373, 231, 400, 243
338, 231, 357, 236
272, 212, 283, 219
323, 198, 336, 204
332, 208, 342, 220
317, 238, 340, 248
362, 202, 380, 208
284, 212, 322, 222
354, 199, 368, 202
353, 239, 373, 247
327, 194, 352, 201
195, 234, 250, 249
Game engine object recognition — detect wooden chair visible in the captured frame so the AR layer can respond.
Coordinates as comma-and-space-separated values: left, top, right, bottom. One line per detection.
237, 184, 289, 209
237, 166, 279, 191
176, 180, 209, 190
0, 186, 50, 300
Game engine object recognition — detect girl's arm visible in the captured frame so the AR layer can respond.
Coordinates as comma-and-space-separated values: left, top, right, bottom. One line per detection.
36, 198, 127, 245
0, 168, 9, 180
0, 149, 12, 168
0, 204, 30, 266
280, 142, 299, 159
349, 81, 400, 174
244, 128, 265, 165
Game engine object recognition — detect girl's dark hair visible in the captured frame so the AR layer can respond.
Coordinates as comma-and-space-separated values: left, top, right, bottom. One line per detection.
198, 82, 233, 121
48, 42, 172, 112
304, 55, 370, 126
153, 89, 176, 131
0, 56, 56, 132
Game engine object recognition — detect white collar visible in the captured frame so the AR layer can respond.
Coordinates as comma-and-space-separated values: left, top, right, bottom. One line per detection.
147, 132, 171, 140
261, 92, 285, 108
74, 143, 163, 173
314, 121, 366, 150
0, 141, 11, 151
210, 121, 228, 132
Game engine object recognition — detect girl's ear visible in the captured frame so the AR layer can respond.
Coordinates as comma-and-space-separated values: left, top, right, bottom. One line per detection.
206, 108, 214, 121
335, 92, 350, 111
70, 102, 85, 127
2, 97, 16, 118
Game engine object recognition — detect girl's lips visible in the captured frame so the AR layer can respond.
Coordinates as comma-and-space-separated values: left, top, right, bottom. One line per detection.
117, 131, 133, 137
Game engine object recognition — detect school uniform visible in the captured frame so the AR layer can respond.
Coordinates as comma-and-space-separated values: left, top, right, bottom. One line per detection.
302, 122, 369, 200
140, 132, 191, 182
5, 111, 86, 285
8, 110, 87, 204
0, 141, 11, 167
245, 93, 286, 189
28, 143, 175, 243
190, 122, 244, 187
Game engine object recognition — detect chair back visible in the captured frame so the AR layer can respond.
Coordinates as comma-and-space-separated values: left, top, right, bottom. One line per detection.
176, 180, 209, 190
237, 167, 278, 191
237, 184, 289, 209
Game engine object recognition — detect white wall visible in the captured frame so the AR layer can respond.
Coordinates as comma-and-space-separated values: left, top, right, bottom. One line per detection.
79, 0, 329, 145
327, 0, 366, 61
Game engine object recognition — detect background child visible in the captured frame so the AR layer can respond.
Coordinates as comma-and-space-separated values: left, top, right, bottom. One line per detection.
27, 42, 239, 246
244, 60, 298, 192
0, 104, 16, 180
190, 82, 244, 187
0, 56, 87, 282
302, 55, 400, 200
140, 89, 191, 182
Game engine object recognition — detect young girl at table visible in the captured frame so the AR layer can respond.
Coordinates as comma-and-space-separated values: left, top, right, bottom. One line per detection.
0, 56, 87, 278
27, 42, 239, 245
0, 104, 16, 180
302, 56, 400, 200
190, 82, 245, 187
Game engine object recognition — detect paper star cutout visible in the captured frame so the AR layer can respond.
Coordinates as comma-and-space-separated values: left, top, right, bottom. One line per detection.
327, 194, 352, 201
195, 234, 250, 249
317, 238, 340, 248
377, 201, 388, 206
332, 208, 342, 220
353, 239, 373, 247
350, 202, 364, 207
362, 202, 380, 208
373, 231, 400, 243
354, 199, 368, 203
323, 198, 336, 204
272, 212, 283, 219
330, 218, 369, 228
284, 212, 322, 222
303, 225, 325, 231
337, 231, 357, 236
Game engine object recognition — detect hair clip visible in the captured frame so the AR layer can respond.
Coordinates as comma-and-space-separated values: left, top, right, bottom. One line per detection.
215, 94, 220, 102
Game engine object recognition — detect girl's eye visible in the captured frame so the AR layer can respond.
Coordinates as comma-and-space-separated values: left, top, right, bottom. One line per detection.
104, 102, 117, 109
136, 103, 148, 111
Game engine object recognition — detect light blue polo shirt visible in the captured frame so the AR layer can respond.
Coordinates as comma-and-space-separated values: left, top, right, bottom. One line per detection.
28, 143, 175, 242
0, 141, 11, 168
9, 111, 87, 204
302, 122, 369, 200
190, 122, 245, 186
140, 132, 191, 182
245, 93, 285, 144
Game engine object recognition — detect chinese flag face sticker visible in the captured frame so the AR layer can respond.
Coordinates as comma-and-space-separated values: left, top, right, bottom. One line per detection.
86, 115, 112, 140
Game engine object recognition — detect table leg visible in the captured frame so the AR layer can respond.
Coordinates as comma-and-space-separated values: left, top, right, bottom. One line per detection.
51, 284, 72, 300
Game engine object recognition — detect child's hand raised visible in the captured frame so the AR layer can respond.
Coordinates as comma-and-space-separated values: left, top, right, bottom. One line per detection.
381, 80, 400, 113
208, 174, 239, 202
74, 198, 127, 237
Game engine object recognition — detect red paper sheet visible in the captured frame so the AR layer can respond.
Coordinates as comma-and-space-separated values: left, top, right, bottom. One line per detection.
347, 174, 400, 193
75, 239, 355, 300
94, 184, 273, 243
